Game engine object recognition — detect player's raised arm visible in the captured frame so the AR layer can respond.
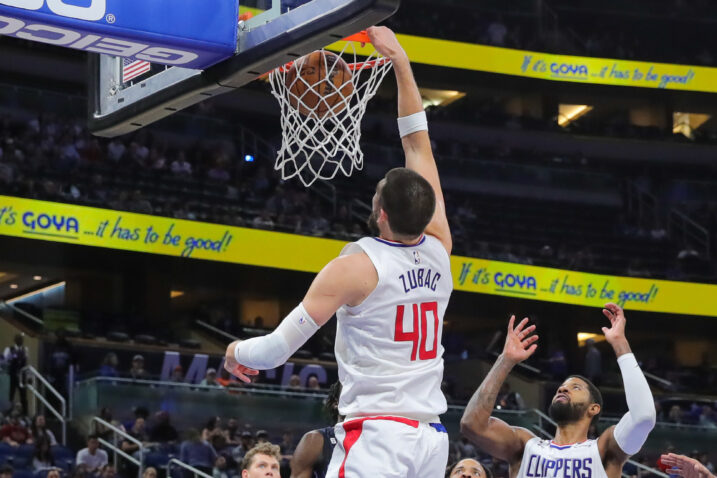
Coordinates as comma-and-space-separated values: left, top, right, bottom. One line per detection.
597, 303, 656, 464
460, 316, 538, 462
367, 26, 451, 254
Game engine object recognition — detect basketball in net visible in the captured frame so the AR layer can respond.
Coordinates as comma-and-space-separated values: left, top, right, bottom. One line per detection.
269, 32, 393, 187
286, 51, 354, 117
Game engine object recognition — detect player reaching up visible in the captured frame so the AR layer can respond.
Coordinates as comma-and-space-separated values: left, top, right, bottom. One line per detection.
225, 26, 453, 477
460, 303, 656, 478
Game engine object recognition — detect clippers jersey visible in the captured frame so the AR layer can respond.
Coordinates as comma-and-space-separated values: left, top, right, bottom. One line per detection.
335, 235, 453, 421
517, 438, 609, 478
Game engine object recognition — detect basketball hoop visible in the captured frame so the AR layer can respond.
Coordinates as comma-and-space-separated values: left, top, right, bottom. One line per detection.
269, 31, 393, 187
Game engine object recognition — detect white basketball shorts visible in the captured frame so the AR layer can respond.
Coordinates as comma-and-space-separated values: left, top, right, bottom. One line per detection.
325, 416, 449, 478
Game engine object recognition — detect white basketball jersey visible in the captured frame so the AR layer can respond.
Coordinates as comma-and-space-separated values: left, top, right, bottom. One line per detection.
335, 234, 453, 422
517, 438, 609, 478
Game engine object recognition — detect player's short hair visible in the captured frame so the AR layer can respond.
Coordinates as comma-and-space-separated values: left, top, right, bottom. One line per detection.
324, 381, 342, 423
240, 442, 281, 471
567, 375, 603, 427
379, 168, 436, 239
445, 459, 493, 478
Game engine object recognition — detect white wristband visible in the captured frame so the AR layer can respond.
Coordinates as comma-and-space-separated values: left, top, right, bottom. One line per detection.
397, 111, 428, 138
234, 303, 320, 370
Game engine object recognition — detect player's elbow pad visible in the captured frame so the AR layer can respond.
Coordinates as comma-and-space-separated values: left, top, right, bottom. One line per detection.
614, 353, 656, 455
235, 303, 319, 370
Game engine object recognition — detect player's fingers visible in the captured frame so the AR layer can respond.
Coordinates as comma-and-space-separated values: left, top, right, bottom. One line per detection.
523, 335, 539, 347
245, 368, 260, 376
515, 317, 529, 333
602, 309, 613, 320
507, 315, 515, 332
520, 324, 536, 338
234, 370, 251, 383
527, 344, 538, 355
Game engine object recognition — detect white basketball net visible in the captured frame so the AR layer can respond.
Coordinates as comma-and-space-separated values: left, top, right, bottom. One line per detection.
269, 40, 393, 187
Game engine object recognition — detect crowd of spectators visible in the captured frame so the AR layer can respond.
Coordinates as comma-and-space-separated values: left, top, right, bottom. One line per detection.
2, 110, 713, 282
383, 0, 717, 68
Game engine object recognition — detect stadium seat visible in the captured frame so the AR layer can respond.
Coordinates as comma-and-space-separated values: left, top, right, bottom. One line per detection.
13, 470, 35, 478
144, 451, 170, 467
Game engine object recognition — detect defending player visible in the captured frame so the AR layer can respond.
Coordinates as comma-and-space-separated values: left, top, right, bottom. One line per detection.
290, 383, 342, 478
225, 26, 452, 477
460, 303, 656, 478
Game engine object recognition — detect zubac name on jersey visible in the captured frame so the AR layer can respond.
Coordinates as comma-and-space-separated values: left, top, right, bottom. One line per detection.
399, 267, 442, 294
523, 455, 594, 478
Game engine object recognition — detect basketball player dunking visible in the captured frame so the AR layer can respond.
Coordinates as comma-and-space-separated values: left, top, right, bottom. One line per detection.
460, 303, 656, 478
225, 27, 453, 477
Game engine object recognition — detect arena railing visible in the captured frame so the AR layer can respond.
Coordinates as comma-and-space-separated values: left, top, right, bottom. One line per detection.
20, 365, 67, 445
167, 458, 212, 478
92, 416, 145, 478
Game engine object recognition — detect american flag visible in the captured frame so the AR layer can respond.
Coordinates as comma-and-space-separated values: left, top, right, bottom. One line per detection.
122, 58, 151, 83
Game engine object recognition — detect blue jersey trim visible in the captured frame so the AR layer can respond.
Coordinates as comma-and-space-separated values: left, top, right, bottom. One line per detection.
372, 235, 426, 247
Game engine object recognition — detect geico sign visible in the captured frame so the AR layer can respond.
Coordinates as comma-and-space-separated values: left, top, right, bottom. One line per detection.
0, 0, 106, 22
0, 15, 199, 66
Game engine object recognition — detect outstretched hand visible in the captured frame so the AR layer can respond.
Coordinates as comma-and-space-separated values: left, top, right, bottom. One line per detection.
224, 341, 259, 383
601, 303, 628, 346
502, 316, 539, 366
660, 454, 715, 478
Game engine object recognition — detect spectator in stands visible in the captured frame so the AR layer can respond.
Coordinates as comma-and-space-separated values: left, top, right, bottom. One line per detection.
486, 15, 508, 46
212, 455, 230, 478
99, 353, 119, 377
668, 405, 683, 424
231, 431, 255, 463
200, 368, 218, 387
94, 407, 119, 442
31, 414, 57, 446
202, 417, 225, 443
4, 333, 28, 415
496, 383, 525, 410
0, 412, 33, 446
170, 152, 192, 177
48, 328, 75, 398
583, 338, 602, 385
100, 464, 116, 478
148, 411, 179, 443
47, 468, 61, 478
180, 428, 216, 474
279, 431, 295, 461
121, 417, 148, 458
170, 365, 184, 383
306, 376, 321, 392
252, 211, 274, 231
76, 435, 108, 473
698, 406, 717, 427
255, 431, 269, 445
32, 435, 55, 471
142, 467, 158, 478
240, 443, 281, 478
129, 355, 148, 380
453, 437, 478, 460
447, 458, 490, 478
225, 418, 241, 446
287, 375, 301, 390
0, 464, 13, 478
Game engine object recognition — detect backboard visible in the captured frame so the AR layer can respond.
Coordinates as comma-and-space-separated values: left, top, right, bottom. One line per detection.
83, 0, 400, 137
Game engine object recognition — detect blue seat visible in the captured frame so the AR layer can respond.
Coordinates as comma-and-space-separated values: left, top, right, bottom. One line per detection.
51, 446, 74, 463
14, 470, 35, 478
144, 452, 170, 467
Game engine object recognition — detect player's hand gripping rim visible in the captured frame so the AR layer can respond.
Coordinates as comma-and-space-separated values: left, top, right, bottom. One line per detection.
502, 315, 539, 366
